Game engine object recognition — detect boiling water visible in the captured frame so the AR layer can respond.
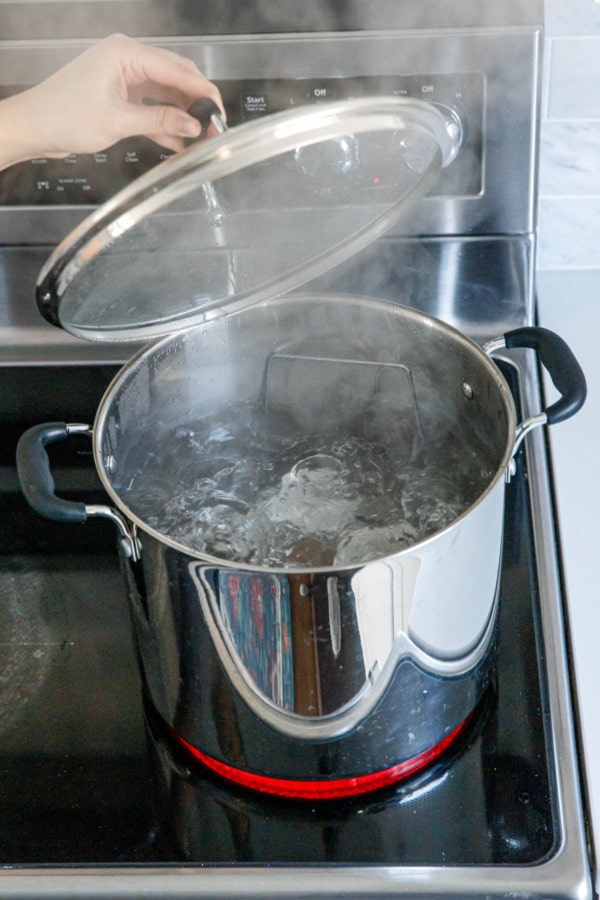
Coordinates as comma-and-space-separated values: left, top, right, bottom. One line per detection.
118, 400, 494, 568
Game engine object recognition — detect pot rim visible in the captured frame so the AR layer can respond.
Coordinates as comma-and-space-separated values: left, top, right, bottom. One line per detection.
91, 292, 517, 574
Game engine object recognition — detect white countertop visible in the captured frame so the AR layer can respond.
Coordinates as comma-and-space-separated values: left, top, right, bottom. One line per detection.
537, 268, 600, 887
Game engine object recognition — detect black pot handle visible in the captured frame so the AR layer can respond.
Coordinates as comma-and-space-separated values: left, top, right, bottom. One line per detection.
17, 422, 88, 523
504, 326, 587, 425
17, 422, 141, 559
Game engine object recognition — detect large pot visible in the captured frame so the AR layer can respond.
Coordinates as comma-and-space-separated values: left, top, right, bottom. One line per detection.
17, 293, 586, 800
15, 96, 587, 799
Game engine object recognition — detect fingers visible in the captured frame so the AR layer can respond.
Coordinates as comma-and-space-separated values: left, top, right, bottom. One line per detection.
114, 98, 203, 148
103, 34, 226, 150
108, 34, 226, 120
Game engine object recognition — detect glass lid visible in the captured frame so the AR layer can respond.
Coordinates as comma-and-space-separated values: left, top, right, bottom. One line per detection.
36, 96, 457, 342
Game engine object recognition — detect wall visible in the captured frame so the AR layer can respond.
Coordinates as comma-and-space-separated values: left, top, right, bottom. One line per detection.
539, 0, 600, 270
537, 0, 600, 872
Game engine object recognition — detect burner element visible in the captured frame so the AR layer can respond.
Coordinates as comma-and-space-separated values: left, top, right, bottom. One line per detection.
166, 712, 475, 800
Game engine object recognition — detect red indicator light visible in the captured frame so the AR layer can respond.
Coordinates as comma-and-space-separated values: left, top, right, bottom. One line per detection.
373, 176, 380, 185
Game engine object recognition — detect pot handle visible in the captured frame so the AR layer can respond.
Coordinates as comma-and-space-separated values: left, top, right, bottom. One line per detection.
16, 422, 140, 559
503, 326, 587, 424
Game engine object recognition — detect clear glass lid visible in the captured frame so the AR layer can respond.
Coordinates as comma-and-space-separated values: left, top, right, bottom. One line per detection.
36, 96, 456, 342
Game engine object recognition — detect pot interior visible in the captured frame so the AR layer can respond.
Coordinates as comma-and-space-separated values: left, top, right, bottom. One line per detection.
95, 294, 514, 570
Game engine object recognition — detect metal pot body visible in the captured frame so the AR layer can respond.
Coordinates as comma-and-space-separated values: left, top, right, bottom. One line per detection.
123, 524, 498, 793
92, 293, 514, 792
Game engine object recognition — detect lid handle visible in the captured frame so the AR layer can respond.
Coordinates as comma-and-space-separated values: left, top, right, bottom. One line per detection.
185, 97, 227, 143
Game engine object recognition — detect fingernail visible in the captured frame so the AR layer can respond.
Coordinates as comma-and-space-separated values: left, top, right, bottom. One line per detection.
179, 118, 200, 137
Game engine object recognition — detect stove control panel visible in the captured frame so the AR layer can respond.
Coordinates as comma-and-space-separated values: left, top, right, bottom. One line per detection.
0, 73, 482, 206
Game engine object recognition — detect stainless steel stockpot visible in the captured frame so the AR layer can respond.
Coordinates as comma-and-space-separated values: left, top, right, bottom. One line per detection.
17, 292, 585, 799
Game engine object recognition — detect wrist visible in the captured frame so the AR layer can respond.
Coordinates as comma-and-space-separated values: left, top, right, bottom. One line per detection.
0, 90, 46, 171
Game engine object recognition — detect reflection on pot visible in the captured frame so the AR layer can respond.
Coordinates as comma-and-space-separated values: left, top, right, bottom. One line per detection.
189, 527, 500, 743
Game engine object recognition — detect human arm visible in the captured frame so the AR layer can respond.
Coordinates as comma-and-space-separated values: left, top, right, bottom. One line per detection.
0, 33, 225, 172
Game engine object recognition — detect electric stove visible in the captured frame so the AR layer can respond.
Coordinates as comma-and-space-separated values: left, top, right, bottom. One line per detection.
0, 2, 593, 897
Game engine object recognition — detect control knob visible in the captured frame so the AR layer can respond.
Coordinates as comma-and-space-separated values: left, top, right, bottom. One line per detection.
431, 102, 464, 165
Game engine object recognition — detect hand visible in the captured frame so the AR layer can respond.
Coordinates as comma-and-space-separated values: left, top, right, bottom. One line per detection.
0, 33, 225, 170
